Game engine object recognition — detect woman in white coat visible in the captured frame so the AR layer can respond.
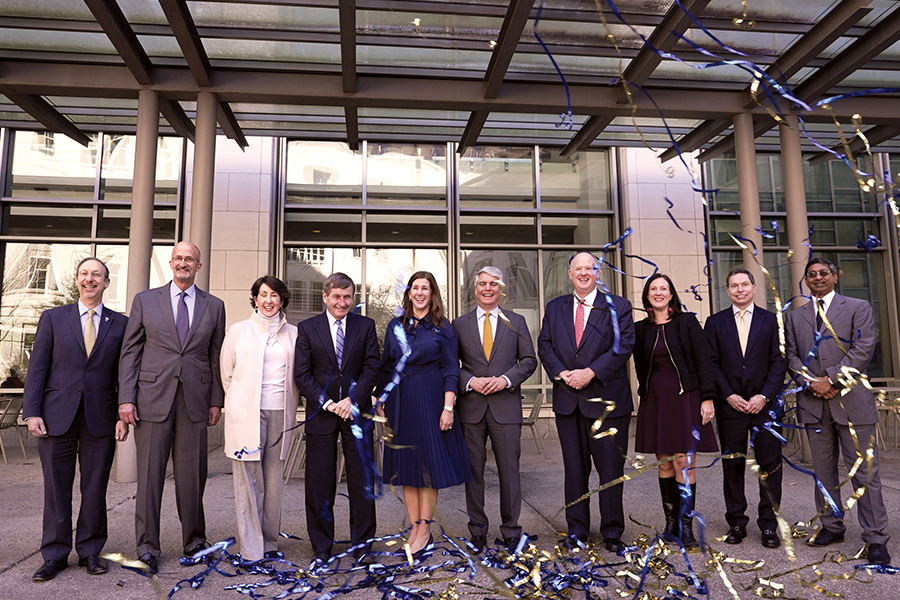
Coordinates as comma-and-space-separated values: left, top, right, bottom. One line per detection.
221, 275, 299, 563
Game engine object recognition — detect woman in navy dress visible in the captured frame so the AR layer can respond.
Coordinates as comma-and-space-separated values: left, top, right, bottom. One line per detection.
379, 271, 469, 556
633, 273, 717, 548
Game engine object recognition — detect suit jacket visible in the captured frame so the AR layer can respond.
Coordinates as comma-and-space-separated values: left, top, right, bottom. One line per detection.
452, 308, 537, 424
785, 293, 877, 425
23, 304, 127, 437
537, 292, 635, 419
118, 282, 226, 423
705, 305, 786, 418
294, 311, 380, 435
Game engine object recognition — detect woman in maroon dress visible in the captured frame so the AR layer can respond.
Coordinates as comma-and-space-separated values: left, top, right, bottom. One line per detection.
633, 273, 717, 548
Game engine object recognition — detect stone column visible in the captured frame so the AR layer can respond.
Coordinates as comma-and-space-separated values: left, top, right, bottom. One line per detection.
780, 112, 809, 306
189, 91, 218, 290
733, 112, 766, 306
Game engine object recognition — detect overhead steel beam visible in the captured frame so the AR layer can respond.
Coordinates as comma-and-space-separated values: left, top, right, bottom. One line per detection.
344, 105, 359, 149
658, 119, 730, 163
664, 0, 873, 163
697, 118, 774, 163
808, 124, 900, 165
458, 111, 489, 154
158, 0, 212, 87
5, 93, 92, 146
83, 0, 153, 85
339, 0, 357, 94
567, 0, 711, 154
159, 97, 195, 141
217, 102, 248, 149
484, 0, 536, 99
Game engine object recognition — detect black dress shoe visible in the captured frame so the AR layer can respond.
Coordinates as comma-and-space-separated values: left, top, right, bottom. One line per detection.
32, 559, 67, 582
264, 550, 284, 560
867, 543, 891, 565
470, 535, 487, 554
78, 555, 108, 575
183, 541, 210, 557
761, 530, 780, 548
503, 537, 520, 552
558, 535, 587, 551
725, 526, 747, 545
138, 553, 159, 574
603, 538, 626, 553
807, 529, 844, 547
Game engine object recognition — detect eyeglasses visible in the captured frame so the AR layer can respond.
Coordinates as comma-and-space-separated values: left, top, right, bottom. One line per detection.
806, 269, 832, 278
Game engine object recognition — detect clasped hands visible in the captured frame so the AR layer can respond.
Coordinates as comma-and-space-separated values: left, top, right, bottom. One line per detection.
327, 397, 354, 420
470, 376, 507, 395
725, 393, 768, 414
558, 368, 595, 390
807, 377, 838, 399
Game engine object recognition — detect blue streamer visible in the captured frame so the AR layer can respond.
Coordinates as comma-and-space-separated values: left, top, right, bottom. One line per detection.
533, 1, 573, 130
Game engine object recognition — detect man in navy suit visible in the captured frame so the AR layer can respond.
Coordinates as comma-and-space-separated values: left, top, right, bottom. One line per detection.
453, 266, 537, 553
705, 268, 786, 549
295, 272, 380, 564
537, 251, 635, 553
23, 257, 128, 581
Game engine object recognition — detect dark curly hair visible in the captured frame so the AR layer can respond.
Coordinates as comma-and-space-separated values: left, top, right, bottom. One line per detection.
250, 275, 290, 310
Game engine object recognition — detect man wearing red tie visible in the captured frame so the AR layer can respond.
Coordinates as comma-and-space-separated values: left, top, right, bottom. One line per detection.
537, 252, 635, 553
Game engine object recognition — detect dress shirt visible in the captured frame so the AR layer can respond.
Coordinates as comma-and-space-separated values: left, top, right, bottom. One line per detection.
78, 300, 103, 336
732, 303, 754, 329
815, 290, 836, 318
572, 288, 598, 336
170, 282, 196, 327
322, 311, 346, 408
466, 307, 512, 391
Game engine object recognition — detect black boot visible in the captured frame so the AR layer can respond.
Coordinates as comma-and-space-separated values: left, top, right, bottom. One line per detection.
658, 477, 679, 541
680, 483, 699, 549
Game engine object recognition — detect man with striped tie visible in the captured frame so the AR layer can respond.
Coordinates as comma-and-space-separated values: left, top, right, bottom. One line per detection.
295, 272, 380, 565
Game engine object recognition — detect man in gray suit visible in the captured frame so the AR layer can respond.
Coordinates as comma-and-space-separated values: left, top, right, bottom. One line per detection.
785, 257, 889, 564
452, 266, 537, 553
118, 241, 226, 573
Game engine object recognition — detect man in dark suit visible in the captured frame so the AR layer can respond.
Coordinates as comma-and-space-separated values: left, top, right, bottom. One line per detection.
453, 266, 537, 553
785, 258, 890, 564
23, 257, 128, 581
295, 272, 380, 564
118, 241, 226, 573
705, 268, 786, 549
537, 251, 635, 553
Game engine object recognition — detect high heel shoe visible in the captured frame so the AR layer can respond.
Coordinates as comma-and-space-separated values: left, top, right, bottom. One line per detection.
412, 534, 433, 560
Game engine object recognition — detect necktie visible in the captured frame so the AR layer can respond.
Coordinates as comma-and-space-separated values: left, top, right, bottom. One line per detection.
336, 319, 344, 369
176, 291, 189, 347
575, 300, 585, 347
816, 299, 825, 330
737, 309, 748, 355
85, 309, 96, 357
482, 312, 493, 360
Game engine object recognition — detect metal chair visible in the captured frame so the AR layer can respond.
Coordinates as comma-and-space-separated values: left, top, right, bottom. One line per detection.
521, 392, 545, 455
0, 394, 27, 464
875, 379, 900, 449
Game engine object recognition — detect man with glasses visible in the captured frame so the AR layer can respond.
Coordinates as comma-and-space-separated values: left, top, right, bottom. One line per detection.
118, 241, 226, 573
784, 258, 889, 564
453, 266, 537, 553
538, 251, 635, 553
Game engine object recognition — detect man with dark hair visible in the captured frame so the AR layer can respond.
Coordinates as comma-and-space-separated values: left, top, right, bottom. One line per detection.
118, 241, 226, 573
537, 251, 635, 553
453, 265, 537, 553
24, 257, 128, 581
705, 268, 786, 548
784, 258, 890, 564
294, 272, 380, 564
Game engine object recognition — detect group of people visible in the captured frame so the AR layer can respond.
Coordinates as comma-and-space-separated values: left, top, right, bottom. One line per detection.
20, 245, 891, 584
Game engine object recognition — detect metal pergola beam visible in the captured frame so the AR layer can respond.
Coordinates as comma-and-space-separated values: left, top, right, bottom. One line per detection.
344, 106, 359, 149
484, 0, 536, 99
83, 0, 154, 86
157, 0, 212, 88
159, 97, 195, 142
458, 111, 490, 154
339, 0, 357, 94
5, 93, 92, 146
658, 119, 730, 163
808, 124, 900, 165
217, 102, 249, 149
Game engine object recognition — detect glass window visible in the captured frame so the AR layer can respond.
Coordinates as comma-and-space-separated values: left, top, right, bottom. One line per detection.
460, 215, 536, 245
541, 215, 611, 246
283, 247, 362, 325
96, 207, 177, 240
285, 141, 362, 205
3, 204, 94, 237
284, 211, 361, 242
366, 213, 447, 244
10, 132, 99, 199
366, 144, 447, 207
460, 147, 534, 209
539, 149, 611, 210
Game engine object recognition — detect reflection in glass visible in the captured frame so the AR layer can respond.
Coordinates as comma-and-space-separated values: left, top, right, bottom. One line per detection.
0, 243, 90, 377
460, 250, 541, 387
460, 215, 535, 244
10, 132, 99, 199
539, 149, 610, 210
3, 205, 93, 237
282, 247, 363, 326
99, 135, 183, 202
285, 141, 362, 205
366, 213, 447, 243
284, 211, 361, 242
365, 248, 447, 346
459, 147, 534, 208
541, 216, 611, 245
367, 144, 447, 207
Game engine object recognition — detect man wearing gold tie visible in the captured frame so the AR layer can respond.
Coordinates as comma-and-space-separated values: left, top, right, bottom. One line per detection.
452, 266, 537, 554
704, 268, 786, 549
23, 258, 129, 581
